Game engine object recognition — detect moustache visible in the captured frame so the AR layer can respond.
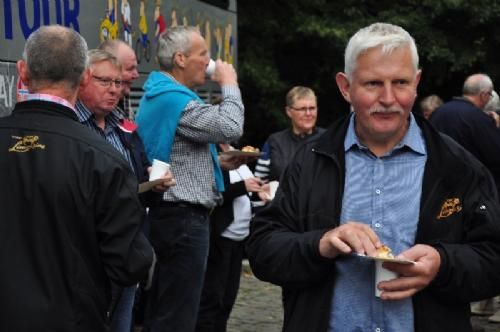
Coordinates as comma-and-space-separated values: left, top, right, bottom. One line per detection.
369, 108, 404, 115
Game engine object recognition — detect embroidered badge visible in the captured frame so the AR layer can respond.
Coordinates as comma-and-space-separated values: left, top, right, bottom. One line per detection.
437, 198, 462, 219
8, 135, 46, 153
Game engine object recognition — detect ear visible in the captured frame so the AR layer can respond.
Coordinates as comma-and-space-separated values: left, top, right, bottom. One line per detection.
414, 69, 422, 88
174, 52, 186, 69
16, 60, 29, 87
285, 107, 292, 119
79, 68, 91, 89
335, 72, 352, 103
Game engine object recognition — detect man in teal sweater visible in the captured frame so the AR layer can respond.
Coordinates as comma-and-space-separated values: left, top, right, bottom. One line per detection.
136, 26, 244, 332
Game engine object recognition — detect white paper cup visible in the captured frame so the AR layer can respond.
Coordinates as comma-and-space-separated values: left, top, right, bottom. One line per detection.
149, 159, 170, 181
269, 181, 279, 200
375, 260, 398, 297
206, 59, 216, 76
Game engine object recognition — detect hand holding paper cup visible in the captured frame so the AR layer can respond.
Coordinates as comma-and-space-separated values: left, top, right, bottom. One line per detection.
149, 159, 171, 181
375, 260, 398, 297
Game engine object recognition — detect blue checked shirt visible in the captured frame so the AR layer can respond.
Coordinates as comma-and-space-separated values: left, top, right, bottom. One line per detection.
75, 100, 134, 172
329, 113, 427, 332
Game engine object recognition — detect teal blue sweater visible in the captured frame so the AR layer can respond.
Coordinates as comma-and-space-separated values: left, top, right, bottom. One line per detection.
136, 71, 224, 191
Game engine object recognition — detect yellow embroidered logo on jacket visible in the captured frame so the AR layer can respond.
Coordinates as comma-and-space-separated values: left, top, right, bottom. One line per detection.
8, 135, 46, 153
437, 198, 462, 219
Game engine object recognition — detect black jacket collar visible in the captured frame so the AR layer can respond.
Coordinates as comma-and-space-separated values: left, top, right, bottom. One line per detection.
13, 100, 79, 122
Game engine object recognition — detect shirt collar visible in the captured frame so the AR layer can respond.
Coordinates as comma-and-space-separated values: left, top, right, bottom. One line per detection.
74, 99, 123, 128
344, 112, 426, 156
25, 93, 75, 112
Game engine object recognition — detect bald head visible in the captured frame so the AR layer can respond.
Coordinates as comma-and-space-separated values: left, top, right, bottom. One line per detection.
463, 73, 494, 110
99, 40, 138, 95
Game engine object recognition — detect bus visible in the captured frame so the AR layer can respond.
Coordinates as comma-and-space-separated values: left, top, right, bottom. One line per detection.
0, 0, 237, 117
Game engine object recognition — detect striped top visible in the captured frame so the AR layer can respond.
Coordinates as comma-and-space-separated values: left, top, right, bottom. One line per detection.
75, 100, 134, 172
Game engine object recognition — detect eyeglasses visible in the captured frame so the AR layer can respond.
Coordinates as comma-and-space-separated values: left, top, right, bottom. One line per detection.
92, 75, 122, 88
289, 106, 318, 113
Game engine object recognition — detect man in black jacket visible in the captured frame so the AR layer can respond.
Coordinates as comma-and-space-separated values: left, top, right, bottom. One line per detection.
0, 25, 154, 332
247, 22, 500, 332
76, 48, 175, 332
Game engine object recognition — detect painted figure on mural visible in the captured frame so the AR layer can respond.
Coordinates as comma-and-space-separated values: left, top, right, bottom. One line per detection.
121, 0, 132, 46
224, 23, 233, 64
100, 0, 119, 42
154, 0, 166, 41
170, 8, 179, 27
204, 20, 212, 58
214, 25, 222, 59
135, 0, 151, 63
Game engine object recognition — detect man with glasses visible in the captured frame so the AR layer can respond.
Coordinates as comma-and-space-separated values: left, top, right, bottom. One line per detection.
255, 86, 325, 184
76, 49, 174, 332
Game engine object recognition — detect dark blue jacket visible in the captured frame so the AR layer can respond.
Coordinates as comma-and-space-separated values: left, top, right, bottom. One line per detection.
430, 97, 500, 192
117, 128, 162, 207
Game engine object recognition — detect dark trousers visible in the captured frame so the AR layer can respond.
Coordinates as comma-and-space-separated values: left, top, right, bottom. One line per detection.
143, 204, 210, 332
195, 235, 245, 332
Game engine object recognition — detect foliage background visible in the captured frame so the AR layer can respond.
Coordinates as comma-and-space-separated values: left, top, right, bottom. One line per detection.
236, 0, 500, 147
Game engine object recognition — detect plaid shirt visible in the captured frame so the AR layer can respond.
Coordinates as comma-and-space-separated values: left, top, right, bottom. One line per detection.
161, 84, 244, 208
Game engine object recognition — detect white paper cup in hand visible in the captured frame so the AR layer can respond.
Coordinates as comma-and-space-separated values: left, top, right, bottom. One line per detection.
269, 181, 279, 200
206, 59, 216, 76
375, 260, 398, 297
149, 159, 170, 181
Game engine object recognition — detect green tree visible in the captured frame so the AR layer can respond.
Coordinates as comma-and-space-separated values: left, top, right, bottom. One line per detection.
237, 0, 500, 147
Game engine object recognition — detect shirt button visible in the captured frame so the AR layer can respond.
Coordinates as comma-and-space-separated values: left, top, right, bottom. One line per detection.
375, 328, 381, 332
375, 189, 381, 194
374, 223, 381, 228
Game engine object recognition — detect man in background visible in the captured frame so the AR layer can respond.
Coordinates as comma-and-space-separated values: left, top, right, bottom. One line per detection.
430, 73, 500, 192
136, 26, 244, 332
0, 25, 153, 332
100, 39, 140, 119
254, 86, 325, 183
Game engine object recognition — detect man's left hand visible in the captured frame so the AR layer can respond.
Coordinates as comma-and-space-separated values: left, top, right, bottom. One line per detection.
377, 244, 441, 300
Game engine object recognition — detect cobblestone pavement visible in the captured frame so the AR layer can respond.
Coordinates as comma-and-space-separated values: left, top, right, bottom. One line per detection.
226, 261, 500, 332
136, 261, 500, 332
227, 267, 283, 332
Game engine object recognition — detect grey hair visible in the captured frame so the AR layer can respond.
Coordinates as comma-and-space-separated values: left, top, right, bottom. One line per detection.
87, 49, 121, 70
157, 26, 200, 71
23, 25, 88, 90
420, 94, 443, 112
463, 74, 493, 95
344, 23, 419, 81
286, 86, 317, 107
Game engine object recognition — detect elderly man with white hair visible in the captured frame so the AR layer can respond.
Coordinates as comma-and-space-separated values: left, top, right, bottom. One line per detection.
247, 22, 500, 332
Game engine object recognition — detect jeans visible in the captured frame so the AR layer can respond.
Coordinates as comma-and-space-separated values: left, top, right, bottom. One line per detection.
143, 204, 210, 332
110, 284, 136, 332
196, 236, 245, 332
